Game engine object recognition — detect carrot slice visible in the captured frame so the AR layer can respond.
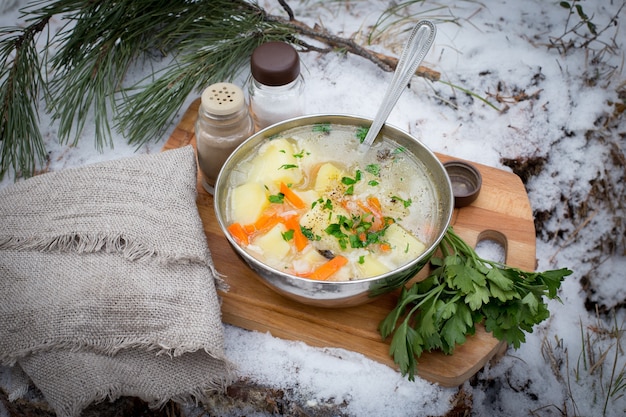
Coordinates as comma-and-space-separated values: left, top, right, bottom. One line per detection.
307, 255, 349, 281
379, 243, 392, 252
357, 197, 384, 231
249, 204, 282, 233
341, 199, 356, 212
253, 213, 280, 233
283, 215, 308, 252
227, 223, 249, 246
280, 182, 306, 209
367, 196, 384, 218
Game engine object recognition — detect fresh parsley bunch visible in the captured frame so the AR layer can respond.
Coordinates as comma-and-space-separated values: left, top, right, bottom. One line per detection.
379, 227, 572, 381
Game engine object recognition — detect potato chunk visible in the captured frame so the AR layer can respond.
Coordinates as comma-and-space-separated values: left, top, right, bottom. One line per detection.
384, 223, 426, 265
231, 181, 269, 225
356, 254, 391, 277
314, 162, 345, 194
292, 246, 330, 275
252, 223, 291, 264
294, 189, 320, 207
247, 138, 303, 187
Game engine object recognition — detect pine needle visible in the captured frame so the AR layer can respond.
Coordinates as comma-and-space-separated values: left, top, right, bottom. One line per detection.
0, 19, 49, 180
43, 0, 193, 149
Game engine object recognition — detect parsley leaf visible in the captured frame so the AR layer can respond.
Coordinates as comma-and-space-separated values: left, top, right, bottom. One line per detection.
393, 146, 407, 154
341, 170, 362, 196
279, 164, 298, 170
356, 126, 369, 143
324, 222, 348, 249
313, 123, 331, 134
301, 226, 321, 241
268, 193, 285, 204
391, 195, 412, 208
281, 229, 294, 241
440, 304, 471, 350
313, 198, 333, 210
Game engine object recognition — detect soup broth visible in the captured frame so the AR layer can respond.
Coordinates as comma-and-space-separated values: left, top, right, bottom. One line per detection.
224, 123, 440, 281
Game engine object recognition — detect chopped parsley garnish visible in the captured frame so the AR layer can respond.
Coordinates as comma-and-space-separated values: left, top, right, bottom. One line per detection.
341, 170, 362, 195
279, 164, 298, 170
365, 164, 380, 176
391, 195, 413, 208
324, 212, 390, 250
281, 229, 294, 241
393, 146, 407, 154
324, 223, 348, 249
312, 123, 332, 134
356, 126, 369, 143
368, 180, 379, 186
312, 198, 333, 211
301, 226, 321, 241
268, 193, 285, 204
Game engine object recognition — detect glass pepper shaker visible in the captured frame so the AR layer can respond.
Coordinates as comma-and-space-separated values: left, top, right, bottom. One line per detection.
249, 41, 305, 131
195, 82, 254, 194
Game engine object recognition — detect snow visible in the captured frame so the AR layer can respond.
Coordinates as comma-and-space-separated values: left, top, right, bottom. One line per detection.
223, 326, 454, 417
1, 0, 626, 416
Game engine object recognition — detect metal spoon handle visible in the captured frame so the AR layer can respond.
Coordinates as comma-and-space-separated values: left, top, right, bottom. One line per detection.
360, 20, 436, 149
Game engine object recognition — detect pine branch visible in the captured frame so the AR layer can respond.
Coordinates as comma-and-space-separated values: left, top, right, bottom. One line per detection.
0, 17, 50, 180
268, 14, 441, 82
116, 1, 295, 146
0, 0, 443, 180
45, 0, 202, 149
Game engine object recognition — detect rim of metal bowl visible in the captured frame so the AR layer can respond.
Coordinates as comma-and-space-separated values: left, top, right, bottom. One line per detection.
213, 113, 454, 287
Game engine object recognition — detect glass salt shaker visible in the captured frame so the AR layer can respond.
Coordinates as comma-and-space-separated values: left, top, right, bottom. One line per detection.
249, 41, 305, 131
195, 82, 254, 194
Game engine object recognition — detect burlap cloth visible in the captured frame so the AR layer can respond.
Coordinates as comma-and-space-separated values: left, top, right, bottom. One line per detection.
0, 146, 234, 416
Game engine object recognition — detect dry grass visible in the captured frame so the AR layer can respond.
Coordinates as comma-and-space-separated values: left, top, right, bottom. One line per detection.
539, 308, 626, 417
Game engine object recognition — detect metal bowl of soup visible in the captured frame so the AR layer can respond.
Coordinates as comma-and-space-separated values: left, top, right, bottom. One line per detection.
214, 115, 453, 308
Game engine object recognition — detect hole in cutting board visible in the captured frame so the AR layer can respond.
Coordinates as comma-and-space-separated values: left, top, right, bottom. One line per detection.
474, 230, 508, 264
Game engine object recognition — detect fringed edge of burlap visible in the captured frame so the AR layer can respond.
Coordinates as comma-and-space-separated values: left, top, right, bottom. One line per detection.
49, 353, 237, 417
147, 351, 238, 410
211, 258, 229, 293
0, 234, 229, 292
0, 233, 202, 264
0, 336, 232, 368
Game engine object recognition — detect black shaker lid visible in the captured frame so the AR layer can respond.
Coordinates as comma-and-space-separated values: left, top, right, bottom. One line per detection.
250, 42, 300, 86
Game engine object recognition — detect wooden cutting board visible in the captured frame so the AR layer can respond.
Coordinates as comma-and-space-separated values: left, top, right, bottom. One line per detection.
163, 98, 537, 387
